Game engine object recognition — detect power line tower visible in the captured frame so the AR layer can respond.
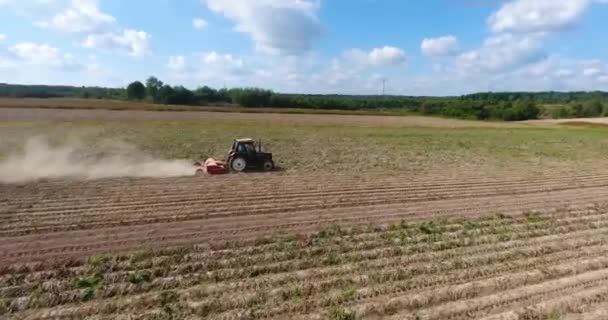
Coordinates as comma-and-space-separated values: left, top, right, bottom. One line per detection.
381, 78, 387, 97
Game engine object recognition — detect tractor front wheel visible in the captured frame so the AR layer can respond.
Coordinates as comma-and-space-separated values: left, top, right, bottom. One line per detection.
262, 160, 274, 171
230, 157, 247, 172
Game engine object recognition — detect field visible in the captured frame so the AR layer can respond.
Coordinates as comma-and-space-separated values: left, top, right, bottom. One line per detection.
0, 97, 419, 116
3, 104, 608, 319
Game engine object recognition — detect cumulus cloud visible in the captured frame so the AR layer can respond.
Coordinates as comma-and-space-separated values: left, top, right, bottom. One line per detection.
457, 34, 546, 73
205, 0, 322, 54
8, 43, 70, 67
438, 0, 608, 89
167, 55, 187, 72
579, 60, 608, 79
0, 42, 86, 76
416, 4, 608, 95
344, 46, 406, 66
203, 52, 245, 72
488, 0, 608, 34
369, 47, 407, 65
556, 69, 574, 78
35, 0, 115, 33
193, 18, 208, 30
2, 0, 151, 57
583, 67, 603, 77
166, 51, 249, 85
83, 29, 151, 57
2, 0, 115, 33
421, 35, 460, 57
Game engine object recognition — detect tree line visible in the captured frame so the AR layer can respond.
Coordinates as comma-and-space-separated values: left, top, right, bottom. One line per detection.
2, 78, 608, 121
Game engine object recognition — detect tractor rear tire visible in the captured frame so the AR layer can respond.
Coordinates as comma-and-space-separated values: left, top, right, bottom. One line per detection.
262, 160, 274, 171
230, 157, 247, 172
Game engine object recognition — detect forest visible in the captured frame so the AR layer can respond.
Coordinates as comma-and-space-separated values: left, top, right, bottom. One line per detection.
1, 78, 607, 121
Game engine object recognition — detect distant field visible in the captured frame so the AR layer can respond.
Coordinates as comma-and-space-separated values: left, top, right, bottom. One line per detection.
0, 97, 417, 116
2, 107, 608, 175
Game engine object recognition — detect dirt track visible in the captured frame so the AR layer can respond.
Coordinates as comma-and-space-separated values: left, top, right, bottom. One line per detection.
526, 117, 608, 126
2, 171, 607, 266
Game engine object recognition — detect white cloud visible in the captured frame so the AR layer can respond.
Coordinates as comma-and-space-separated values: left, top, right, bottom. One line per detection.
2, 42, 84, 73
580, 60, 608, 78
83, 29, 151, 56
0, 49, 122, 87
35, 0, 115, 33
164, 48, 608, 95
344, 46, 406, 66
166, 51, 249, 85
556, 69, 574, 78
1, 0, 150, 58
0, 0, 70, 17
421, 35, 460, 57
8, 43, 65, 67
488, 0, 608, 34
369, 46, 407, 65
583, 67, 602, 77
203, 52, 244, 68
432, 56, 608, 94
206, 0, 322, 54
457, 34, 545, 73
324, 58, 357, 86
167, 55, 187, 72
0, 34, 5, 41
193, 18, 208, 30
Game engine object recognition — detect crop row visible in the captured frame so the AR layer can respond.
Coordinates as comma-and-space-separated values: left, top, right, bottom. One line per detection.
5, 209, 608, 319
7, 172, 607, 214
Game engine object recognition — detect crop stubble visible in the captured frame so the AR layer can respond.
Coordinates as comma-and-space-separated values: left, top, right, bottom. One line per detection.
3, 170, 608, 319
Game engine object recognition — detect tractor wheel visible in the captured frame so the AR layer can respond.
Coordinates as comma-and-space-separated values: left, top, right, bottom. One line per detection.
230, 157, 247, 172
262, 160, 274, 171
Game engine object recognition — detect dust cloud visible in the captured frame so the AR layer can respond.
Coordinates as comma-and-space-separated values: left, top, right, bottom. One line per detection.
0, 138, 195, 183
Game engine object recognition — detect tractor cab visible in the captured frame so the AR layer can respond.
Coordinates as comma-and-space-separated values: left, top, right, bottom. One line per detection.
227, 139, 274, 172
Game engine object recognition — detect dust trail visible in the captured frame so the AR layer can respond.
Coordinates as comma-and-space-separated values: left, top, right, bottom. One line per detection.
0, 138, 194, 183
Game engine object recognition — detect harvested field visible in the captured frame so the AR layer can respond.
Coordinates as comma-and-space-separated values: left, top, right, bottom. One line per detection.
0, 106, 517, 128
3, 171, 608, 319
3, 105, 608, 319
0, 98, 416, 117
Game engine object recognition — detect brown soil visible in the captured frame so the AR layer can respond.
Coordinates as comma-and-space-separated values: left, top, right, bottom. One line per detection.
0, 106, 517, 128
2, 170, 607, 266
3, 171, 608, 319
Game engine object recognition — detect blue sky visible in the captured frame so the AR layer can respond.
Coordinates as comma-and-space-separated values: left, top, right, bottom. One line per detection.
1, 0, 607, 95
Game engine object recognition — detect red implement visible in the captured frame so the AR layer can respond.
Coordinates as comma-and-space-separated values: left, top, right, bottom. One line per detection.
196, 158, 227, 175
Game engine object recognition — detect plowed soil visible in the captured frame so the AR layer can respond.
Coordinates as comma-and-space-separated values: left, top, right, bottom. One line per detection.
3, 170, 608, 319
3, 106, 608, 319
0, 170, 602, 264
0, 106, 517, 128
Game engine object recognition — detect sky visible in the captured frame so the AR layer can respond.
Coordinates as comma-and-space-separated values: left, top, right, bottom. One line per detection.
0, 0, 608, 95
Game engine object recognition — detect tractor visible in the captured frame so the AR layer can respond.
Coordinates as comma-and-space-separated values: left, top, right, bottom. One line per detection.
194, 138, 274, 175
227, 138, 274, 172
